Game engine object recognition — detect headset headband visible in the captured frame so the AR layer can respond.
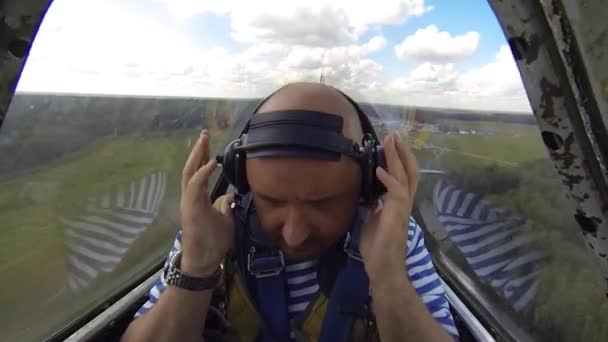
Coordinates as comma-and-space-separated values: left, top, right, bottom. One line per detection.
213, 85, 387, 202
230, 85, 379, 161
241, 85, 378, 139
239, 109, 358, 161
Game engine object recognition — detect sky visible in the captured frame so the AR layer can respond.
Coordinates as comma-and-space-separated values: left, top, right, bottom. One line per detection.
16, 0, 532, 113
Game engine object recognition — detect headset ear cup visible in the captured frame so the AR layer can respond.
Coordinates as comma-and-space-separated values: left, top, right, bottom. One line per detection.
359, 136, 375, 204
360, 135, 388, 204
372, 144, 388, 201
221, 139, 238, 188
235, 148, 249, 193
222, 139, 249, 193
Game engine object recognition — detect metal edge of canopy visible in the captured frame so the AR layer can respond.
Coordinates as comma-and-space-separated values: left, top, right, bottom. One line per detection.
62, 269, 164, 342
0, 0, 52, 130
486, 0, 608, 293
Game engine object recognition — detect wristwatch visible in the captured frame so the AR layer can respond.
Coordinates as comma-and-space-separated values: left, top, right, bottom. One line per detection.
164, 251, 221, 291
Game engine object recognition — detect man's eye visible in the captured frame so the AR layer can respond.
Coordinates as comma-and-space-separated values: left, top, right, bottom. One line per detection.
310, 198, 334, 208
261, 196, 283, 206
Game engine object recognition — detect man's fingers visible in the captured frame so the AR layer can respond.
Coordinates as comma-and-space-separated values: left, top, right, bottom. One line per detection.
201, 130, 210, 167
376, 166, 408, 199
376, 167, 410, 222
189, 158, 218, 192
383, 133, 406, 184
182, 130, 208, 191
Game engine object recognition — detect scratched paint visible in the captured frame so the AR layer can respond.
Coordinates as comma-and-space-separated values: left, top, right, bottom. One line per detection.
488, 0, 608, 297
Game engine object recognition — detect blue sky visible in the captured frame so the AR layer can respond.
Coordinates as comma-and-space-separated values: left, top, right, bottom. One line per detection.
17, 0, 531, 112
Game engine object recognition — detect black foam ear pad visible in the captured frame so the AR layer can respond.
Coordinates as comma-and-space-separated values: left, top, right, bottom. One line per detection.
359, 134, 387, 204
234, 146, 249, 194
371, 143, 387, 201
221, 139, 250, 194
359, 135, 375, 203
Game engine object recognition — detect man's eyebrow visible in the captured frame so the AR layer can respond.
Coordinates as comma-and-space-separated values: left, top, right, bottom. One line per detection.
305, 189, 350, 203
256, 192, 284, 203
256, 190, 348, 203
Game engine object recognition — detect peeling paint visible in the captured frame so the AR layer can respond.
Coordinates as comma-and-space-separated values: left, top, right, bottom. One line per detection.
539, 78, 562, 128
558, 170, 585, 191
488, 0, 608, 297
548, 0, 608, 186
525, 34, 541, 64
560, 133, 576, 169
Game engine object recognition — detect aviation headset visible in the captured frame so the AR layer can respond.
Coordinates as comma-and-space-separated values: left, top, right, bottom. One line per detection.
216, 86, 387, 204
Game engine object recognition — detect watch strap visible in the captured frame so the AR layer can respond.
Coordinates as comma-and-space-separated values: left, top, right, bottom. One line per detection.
164, 251, 221, 291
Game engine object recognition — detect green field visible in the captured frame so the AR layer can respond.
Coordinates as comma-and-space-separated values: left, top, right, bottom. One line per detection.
408, 124, 608, 341
0, 128, 232, 342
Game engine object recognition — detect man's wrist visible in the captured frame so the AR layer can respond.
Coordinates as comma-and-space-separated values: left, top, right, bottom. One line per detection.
164, 251, 222, 291
369, 267, 414, 301
181, 254, 221, 277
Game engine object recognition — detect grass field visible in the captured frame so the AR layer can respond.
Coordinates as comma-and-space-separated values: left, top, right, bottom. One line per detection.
0, 128, 233, 342
427, 133, 547, 165
406, 124, 608, 341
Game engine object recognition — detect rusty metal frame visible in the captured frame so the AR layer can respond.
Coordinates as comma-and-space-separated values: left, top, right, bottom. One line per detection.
0, 0, 52, 129
487, 0, 608, 293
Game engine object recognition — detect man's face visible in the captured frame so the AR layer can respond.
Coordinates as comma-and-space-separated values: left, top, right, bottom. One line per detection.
246, 155, 362, 261
244, 82, 365, 261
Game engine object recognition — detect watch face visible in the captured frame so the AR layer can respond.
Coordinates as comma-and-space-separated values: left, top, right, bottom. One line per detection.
166, 267, 180, 285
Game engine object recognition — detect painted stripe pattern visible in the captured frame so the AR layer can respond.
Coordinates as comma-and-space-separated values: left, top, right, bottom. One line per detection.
433, 179, 548, 311
61, 171, 168, 292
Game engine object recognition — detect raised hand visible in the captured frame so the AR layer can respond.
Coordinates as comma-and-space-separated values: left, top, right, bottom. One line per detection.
360, 131, 419, 280
180, 129, 235, 276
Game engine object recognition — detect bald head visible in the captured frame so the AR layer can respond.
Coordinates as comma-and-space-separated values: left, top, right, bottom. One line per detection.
246, 82, 366, 261
256, 82, 365, 142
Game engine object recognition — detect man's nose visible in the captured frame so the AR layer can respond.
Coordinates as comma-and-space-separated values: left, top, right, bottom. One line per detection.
281, 206, 311, 248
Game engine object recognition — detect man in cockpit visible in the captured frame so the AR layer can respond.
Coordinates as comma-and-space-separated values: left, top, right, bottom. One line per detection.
122, 82, 459, 341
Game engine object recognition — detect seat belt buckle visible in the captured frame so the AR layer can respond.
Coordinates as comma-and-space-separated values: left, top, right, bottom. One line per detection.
343, 232, 364, 262
247, 247, 285, 278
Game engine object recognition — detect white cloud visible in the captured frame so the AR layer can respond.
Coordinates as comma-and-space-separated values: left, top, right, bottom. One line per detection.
394, 25, 480, 62
457, 45, 524, 98
157, 0, 431, 46
389, 63, 459, 93
380, 45, 531, 112
273, 35, 387, 95
17, 0, 530, 112
278, 35, 387, 70
17, 0, 281, 98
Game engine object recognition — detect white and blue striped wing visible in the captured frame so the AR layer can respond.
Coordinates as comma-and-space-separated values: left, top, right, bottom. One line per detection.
61, 171, 168, 292
433, 179, 548, 311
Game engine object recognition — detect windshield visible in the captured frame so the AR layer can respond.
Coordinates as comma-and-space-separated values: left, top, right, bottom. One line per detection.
0, 0, 606, 341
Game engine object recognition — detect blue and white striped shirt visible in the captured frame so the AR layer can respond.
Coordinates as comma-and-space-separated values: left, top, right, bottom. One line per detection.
135, 217, 459, 339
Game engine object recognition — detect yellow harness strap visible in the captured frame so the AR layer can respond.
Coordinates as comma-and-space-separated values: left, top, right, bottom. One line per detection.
298, 294, 329, 342
226, 272, 331, 342
212, 194, 373, 341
